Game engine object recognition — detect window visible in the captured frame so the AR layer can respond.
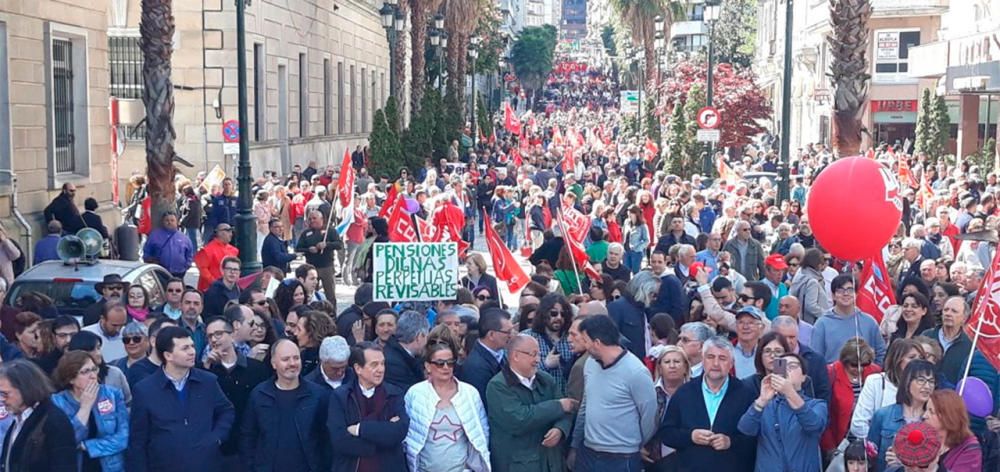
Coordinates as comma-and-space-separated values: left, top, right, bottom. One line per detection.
338, 62, 345, 134
361, 67, 368, 133
324, 59, 331, 135
381, 72, 386, 109
299, 53, 307, 137
253, 43, 265, 141
874, 30, 920, 82
350, 64, 357, 134
52, 39, 76, 173
108, 34, 144, 140
371, 69, 378, 130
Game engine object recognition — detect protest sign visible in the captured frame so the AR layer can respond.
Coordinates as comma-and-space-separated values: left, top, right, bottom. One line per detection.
373, 242, 459, 302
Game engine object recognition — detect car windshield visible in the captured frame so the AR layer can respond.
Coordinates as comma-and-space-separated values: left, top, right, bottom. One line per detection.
7, 281, 101, 315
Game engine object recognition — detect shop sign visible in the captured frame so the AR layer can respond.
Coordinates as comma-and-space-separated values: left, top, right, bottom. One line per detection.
877, 32, 900, 61
949, 31, 1000, 68
870, 100, 917, 113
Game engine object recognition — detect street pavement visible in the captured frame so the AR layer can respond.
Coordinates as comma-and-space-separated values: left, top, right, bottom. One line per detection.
184, 228, 533, 314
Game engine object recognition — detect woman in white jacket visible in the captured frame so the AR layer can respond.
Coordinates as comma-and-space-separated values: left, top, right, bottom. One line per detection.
405, 340, 491, 471
848, 338, 925, 438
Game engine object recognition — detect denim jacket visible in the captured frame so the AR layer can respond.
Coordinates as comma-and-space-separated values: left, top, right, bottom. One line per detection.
50, 384, 129, 472
866, 403, 909, 472
625, 222, 649, 253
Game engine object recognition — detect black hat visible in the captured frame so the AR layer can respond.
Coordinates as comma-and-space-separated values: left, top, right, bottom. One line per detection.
95, 274, 128, 292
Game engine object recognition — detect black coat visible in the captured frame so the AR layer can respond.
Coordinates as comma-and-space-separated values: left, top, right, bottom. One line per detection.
654, 231, 697, 256
457, 341, 503, 406
529, 237, 565, 268
382, 337, 424, 391
240, 380, 330, 472
202, 353, 272, 455
0, 399, 76, 472
608, 295, 651, 359
82, 210, 109, 239
336, 305, 365, 346
304, 366, 356, 392
659, 375, 757, 472
327, 379, 409, 472
460, 273, 499, 298
43, 194, 85, 234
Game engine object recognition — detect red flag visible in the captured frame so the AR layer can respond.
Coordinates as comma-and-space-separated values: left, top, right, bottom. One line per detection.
435, 202, 470, 256
415, 215, 438, 242
504, 102, 521, 135
511, 147, 523, 167
965, 247, 1000, 373
336, 149, 355, 205
562, 147, 575, 173
556, 206, 601, 282
387, 201, 417, 242
856, 254, 896, 323
644, 137, 659, 161
898, 159, 918, 189
484, 213, 530, 293
378, 185, 399, 218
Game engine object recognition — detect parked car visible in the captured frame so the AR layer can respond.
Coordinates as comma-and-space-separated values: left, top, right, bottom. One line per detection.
6, 260, 172, 319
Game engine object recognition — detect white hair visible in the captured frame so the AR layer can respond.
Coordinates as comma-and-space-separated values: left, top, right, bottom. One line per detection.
319, 336, 351, 363
702, 335, 735, 358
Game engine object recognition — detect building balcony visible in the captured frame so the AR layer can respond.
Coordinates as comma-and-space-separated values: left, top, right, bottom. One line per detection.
872, 0, 949, 15
670, 20, 708, 39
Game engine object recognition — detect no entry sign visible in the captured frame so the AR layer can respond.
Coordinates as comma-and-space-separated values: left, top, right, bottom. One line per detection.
697, 107, 720, 129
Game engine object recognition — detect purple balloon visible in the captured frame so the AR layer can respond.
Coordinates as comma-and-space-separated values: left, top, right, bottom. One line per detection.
404, 198, 421, 214
959, 377, 995, 417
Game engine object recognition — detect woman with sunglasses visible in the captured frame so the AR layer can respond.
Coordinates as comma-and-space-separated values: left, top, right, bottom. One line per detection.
850, 339, 925, 440
50, 350, 129, 472
822, 338, 880, 457
472, 286, 496, 308
404, 338, 490, 472
109, 321, 148, 373
125, 285, 151, 323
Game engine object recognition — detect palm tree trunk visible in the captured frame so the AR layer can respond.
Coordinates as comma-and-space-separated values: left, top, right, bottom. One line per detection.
829, 0, 872, 156
643, 28, 657, 91
411, 0, 427, 113
392, 1, 410, 129
140, 0, 177, 229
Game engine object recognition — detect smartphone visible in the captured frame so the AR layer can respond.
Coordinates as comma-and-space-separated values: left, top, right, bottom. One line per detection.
772, 358, 788, 378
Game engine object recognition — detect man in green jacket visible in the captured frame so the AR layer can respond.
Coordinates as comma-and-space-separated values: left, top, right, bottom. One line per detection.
486, 334, 578, 472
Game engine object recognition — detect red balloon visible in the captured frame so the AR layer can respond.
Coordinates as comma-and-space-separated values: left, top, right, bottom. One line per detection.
806, 157, 902, 261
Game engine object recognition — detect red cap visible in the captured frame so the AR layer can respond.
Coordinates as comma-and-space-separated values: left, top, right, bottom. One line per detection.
689, 262, 712, 279
765, 254, 789, 270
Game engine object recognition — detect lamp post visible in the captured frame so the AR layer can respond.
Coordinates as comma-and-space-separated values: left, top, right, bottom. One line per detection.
778, 0, 794, 203
702, 0, 721, 176
380, 2, 397, 99
234, 0, 260, 275
654, 15, 664, 87
469, 35, 480, 145
439, 32, 448, 94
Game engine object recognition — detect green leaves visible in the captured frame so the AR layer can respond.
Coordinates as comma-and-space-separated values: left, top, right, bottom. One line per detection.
510, 26, 558, 93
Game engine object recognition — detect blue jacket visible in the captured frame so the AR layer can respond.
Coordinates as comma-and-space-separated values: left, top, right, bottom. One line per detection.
608, 295, 651, 359
660, 376, 757, 472
458, 341, 504, 407
699, 205, 717, 234
327, 379, 409, 472
50, 385, 129, 472
867, 404, 907, 472
240, 380, 330, 472
737, 392, 828, 472
651, 274, 689, 327
126, 368, 235, 472
799, 344, 832, 403
260, 233, 296, 273
205, 194, 237, 229
34, 235, 61, 264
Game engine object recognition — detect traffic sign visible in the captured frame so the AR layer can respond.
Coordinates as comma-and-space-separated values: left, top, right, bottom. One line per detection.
620, 91, 640, 114
696, 129, 721, 143
222, 120, 240, 143
697, 107, 720, 129
223, 142, 239, 155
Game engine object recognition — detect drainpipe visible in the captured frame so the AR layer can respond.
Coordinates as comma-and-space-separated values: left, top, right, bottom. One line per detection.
0, 171, 32, 266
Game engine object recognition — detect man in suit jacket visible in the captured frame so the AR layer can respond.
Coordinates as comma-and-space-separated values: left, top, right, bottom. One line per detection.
128, 327, 236, 472
660, 336, 757, 472
458, 307, 513, 406
260, 218, 296, 274
382, 311, 429, 391
0, 360, 76, 472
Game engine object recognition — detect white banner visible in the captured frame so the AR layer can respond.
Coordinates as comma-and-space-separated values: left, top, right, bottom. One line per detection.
373, 242, 459, 302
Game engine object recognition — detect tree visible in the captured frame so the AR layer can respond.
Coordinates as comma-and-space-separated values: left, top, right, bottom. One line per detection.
140, 0, 178, 229
657, 60, 771, 149
608, 0, 686, 90
370, 97, 405, 180
828, 0, 872, 156
645, 96, 661, 144
445, 0, 489, 110
510, 25, 558, 109
410, 0, 445, 114
931, 94, 951, 159
682, 83, 707, 176
666, 100, 689, 176
401, 95, 436, 170
914, 88, 936, 158
711, 0, 757, 68
476, 94, 493, 140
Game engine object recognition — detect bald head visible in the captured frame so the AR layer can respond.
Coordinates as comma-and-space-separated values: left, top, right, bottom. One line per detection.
778, 295, 801, 319
509, 334, 540, 378
579, 301, 609, 316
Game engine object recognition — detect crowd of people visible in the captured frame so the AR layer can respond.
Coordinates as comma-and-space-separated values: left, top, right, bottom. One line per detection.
2, 56, 998, 472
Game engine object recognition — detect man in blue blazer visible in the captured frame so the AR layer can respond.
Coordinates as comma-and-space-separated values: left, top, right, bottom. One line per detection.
127, 327, 236, 472
457, 307, 513, 406
660, 336, 756, 472
260, 218, 297, 273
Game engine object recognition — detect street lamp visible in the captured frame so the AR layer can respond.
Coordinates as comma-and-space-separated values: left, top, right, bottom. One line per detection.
235, 0, 260, 274
439, 32, 448, 94
381, 2, 399, 99
434, 13, 445, 31
702, 0, 721, 176
778, 0, 794, 202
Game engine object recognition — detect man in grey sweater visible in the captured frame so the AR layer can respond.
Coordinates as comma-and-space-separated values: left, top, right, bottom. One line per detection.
810, 274, 887, 365
570, 315, 657, 471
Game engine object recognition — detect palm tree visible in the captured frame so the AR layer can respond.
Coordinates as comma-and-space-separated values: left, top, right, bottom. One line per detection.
444, 0, 483, 111
393, 0, 410, 126
828, 0, 872, 156
140, 0, 177, 228
410, 0, 445, 113
609, 0, 684, 89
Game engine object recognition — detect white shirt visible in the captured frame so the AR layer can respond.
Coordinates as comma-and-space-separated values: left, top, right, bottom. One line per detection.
82, 323, 127, 362
4, 405, 34, 471
321, 367, 345, 390
513, 370, 535, 390
360, 384, 376, 399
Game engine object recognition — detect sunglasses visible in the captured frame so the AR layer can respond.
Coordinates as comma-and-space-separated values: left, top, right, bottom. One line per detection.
738, 294, 756, 302
428, 359, 457, 368
611, 294, 622, 301
252, 300, 268, 306
476, 295, 490, 301
123, 336, 144, 345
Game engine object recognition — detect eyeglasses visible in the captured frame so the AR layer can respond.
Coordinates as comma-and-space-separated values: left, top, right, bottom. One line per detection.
762, 348, 784, 357
224, 267, 241, 273
166, 288, 183, 293
476, 295, 490, 301
123, 336, 144, 345
105, 286, 125, 292
549, 310, 564, 316
428, 359, 457, 368
738, 294, 757, 302
252, 300, 268, 306
514, 349, 539, 357
78, 366, 99, 376
207, 330, 232, 340
611, 294, 622, 301
835, 287, 856, 295
913, 377, 936, 387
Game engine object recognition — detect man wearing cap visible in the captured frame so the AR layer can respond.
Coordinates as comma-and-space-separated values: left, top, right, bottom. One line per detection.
84, 274, 128, 326
761, 254, 789, 320
733, 287, 768, 379
194, 223, 239, 292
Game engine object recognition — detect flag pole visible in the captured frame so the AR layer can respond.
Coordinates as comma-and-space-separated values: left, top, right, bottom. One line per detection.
959, 313, 986, 395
